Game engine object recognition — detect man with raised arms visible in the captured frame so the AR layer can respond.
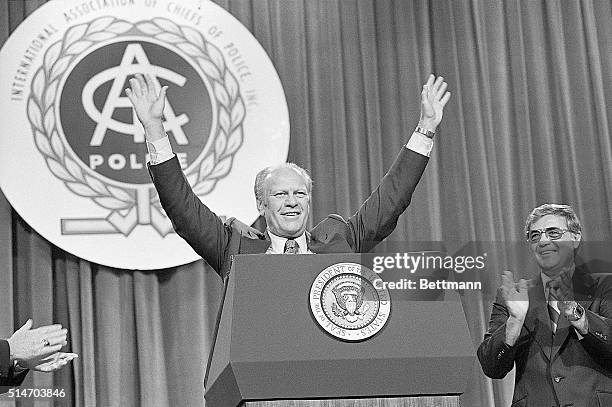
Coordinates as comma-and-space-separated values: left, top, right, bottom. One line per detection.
127, 73, 450, 278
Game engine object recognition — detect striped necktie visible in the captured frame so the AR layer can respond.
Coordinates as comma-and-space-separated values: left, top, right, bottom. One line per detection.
284, 238, 299, 254
546, 281, 560, 333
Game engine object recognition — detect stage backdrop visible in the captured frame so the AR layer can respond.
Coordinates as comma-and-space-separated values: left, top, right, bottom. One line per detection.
1, 0, 611, 406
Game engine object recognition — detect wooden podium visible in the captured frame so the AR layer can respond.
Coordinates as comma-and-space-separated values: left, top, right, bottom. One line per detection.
204, 254, 475, 406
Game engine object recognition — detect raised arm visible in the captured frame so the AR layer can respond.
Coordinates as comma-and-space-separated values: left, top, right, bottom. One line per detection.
344, 74, 450, 252
126, 74, 231, 274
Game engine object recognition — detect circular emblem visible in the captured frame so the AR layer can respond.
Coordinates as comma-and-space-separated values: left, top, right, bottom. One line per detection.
0, 0, 289, 269
309, 262, 391, 341
58, 39, 213, 185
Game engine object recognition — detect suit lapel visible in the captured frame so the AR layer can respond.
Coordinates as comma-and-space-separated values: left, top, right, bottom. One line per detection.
550, 312, 570, 359
239, 233, 271, 254
309, 233, 353, 253
573, 264, 596, 309
524, 278, 554, 360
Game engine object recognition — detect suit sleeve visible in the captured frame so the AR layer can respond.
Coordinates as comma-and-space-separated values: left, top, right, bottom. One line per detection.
346, 148, 429, 253
148, 156, 231, 274
580, 275, 612, 363
0, 339, 28, 393
477, 290, 531, 379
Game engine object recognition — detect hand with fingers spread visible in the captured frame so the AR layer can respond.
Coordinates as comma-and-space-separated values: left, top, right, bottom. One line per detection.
418, 74, 451, 133
225, 217, 266, 240
125, 73, 168, 142
6, 319, 74, 371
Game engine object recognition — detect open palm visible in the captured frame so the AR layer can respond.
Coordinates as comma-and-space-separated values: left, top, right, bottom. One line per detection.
126, 73, 167, 126
419, 74, 451, 131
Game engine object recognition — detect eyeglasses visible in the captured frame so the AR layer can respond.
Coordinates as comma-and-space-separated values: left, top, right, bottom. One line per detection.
526, 227, 571, 243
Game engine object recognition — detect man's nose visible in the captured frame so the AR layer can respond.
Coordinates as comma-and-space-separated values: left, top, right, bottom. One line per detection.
538, 232, 553, 244
285, 194, 298, 206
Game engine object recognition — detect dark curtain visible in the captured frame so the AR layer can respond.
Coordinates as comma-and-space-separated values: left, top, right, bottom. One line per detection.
1, 1, 611, 406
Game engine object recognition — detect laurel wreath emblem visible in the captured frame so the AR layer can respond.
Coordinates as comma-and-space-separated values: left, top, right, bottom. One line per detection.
27, 16, 245, 214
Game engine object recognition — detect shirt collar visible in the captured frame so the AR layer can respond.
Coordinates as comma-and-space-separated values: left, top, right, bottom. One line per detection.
267, 229, 308, 254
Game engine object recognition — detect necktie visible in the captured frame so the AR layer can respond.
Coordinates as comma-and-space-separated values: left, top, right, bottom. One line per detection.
546, 281, 560, 334
284, 238, 299, 254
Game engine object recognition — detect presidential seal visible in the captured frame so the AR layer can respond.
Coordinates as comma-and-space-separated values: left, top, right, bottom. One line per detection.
0, 0, 289, 269
309, 262, 391, 341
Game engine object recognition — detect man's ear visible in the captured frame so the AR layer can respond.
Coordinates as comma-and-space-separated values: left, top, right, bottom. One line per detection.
572, 231, 582, 249
257, 199, 265, 217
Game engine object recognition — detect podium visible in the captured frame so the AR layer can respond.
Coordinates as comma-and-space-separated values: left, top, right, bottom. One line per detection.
204, 254, 475, 406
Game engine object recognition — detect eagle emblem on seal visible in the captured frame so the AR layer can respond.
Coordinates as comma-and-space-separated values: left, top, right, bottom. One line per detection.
331, 283, 370, 323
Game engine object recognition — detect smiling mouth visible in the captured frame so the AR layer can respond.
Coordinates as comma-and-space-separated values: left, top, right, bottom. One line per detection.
539, 250, 557, 255
282, 212, 301, 217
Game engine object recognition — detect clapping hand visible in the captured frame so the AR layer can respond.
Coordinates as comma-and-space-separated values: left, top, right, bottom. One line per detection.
549, 271, 579, 320
28, 352, 78, 373
500, 270, 529, 321
8, 319, 78, 372
7, 320, 66, 365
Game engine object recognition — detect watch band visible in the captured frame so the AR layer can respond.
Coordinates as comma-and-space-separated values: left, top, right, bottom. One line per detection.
568, 303, 585, 321
415, 126, 436, 139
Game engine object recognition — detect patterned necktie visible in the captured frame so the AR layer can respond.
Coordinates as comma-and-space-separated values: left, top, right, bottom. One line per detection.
284, 238, 299, 254
546, 281, 560, 334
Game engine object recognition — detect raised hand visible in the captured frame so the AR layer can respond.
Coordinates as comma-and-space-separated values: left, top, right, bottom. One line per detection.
500, 270, 529, 321
419, 74, 451, 132
125, 73, 167, 137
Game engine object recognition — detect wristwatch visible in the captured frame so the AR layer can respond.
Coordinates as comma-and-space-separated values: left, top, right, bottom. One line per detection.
567, 302, 585, 322
415, 126, 436, 139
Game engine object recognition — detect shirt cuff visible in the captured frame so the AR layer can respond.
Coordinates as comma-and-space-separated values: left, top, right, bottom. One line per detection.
405, 131, 434, 157
147, 136, 174, 165
13, 361, 27, 373
574, 314, 589, 339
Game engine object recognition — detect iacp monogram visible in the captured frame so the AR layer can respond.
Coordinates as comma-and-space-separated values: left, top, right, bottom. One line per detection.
60, 40, 211, 185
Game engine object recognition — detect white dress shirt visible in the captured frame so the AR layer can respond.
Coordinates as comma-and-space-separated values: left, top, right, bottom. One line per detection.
265, 230, 312, 254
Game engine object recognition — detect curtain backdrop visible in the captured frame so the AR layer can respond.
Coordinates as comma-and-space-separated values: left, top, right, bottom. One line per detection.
1, 1, 611, 406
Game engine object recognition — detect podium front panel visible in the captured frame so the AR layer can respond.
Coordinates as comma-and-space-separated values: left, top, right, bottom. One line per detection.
205, 254, 475, 406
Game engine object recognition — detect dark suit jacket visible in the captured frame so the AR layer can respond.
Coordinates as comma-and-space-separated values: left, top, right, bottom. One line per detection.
149, 148, 428, 278
478, 266, 612, 407
0, 339, 28, 394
